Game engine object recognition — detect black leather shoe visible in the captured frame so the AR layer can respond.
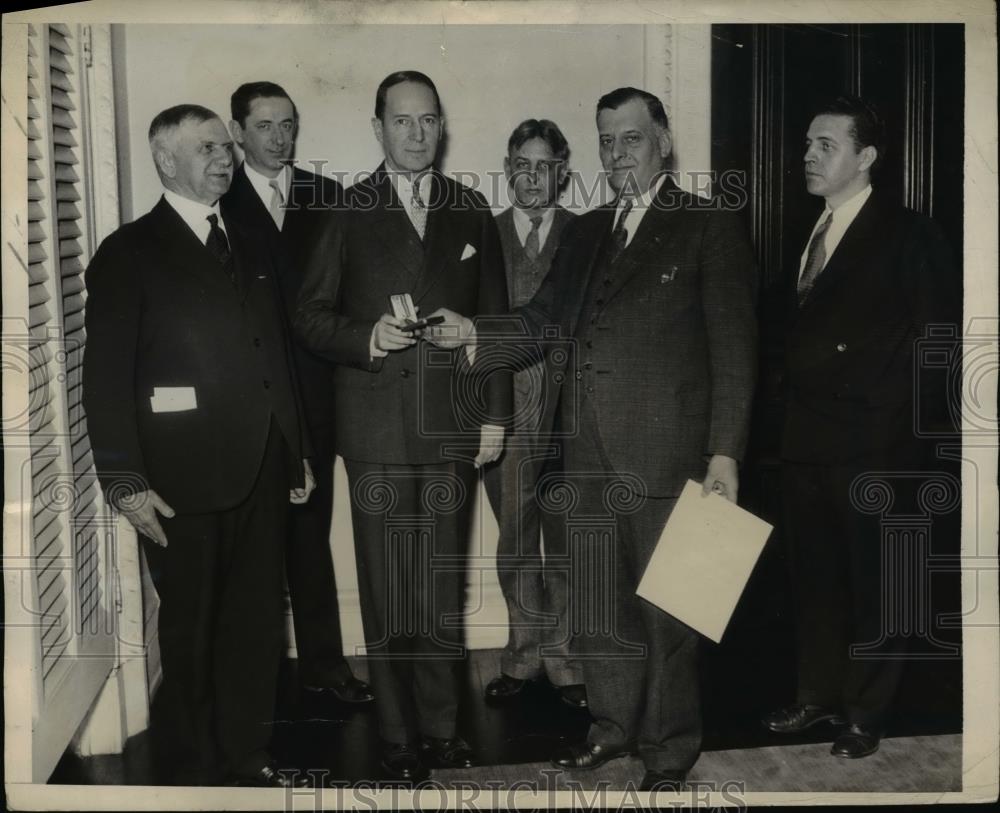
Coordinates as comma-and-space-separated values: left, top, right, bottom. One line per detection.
380, 742, 429, 782
762, 704, 845, 733
230, 763, 311, 788
831, 723, 881, 758
558, 683, 589, 709
484, 674, 527, 700
551, 741, 627, 770
420, 735, 477, 769
302, 676, 375, 704
639, 769, 688, 792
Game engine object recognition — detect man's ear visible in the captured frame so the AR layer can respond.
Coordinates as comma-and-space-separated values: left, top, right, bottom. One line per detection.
503, 155, 512, 181
153, 147, 175, 179
556, 162, 569, 189
859, 144, 878, 173
229, 119, 244, 146
658, 128, 673, 161
371, 116, 384, 147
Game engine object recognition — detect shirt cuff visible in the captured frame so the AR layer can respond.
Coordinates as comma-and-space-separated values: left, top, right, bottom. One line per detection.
370, 323, 388, 361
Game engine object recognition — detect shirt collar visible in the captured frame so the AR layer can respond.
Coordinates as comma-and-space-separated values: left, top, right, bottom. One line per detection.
825, 183, 872, 222
244, 161, 292, 204
616, 173, 667, 216
163, 189, 224, 234
387, 166, 434, 204
512, 205, 555, 232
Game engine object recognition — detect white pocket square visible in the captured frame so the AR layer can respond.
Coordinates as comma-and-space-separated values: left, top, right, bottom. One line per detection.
150, 386, 197, 413
461, 243, 477, 260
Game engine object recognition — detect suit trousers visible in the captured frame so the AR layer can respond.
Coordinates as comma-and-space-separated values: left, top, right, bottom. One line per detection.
285, 419, 352, 686
142, 416, 290, 784
343, 458, 476, 744
483, 433, 581, 686
782, 462, 909, 727
551, 399, 701, 772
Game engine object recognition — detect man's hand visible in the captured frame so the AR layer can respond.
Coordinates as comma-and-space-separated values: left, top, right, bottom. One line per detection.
118, 488, 175, 547
290, 458, 316, 504
474, 424, 505, 469
423, 307, 474, 350
372, 313, 419, 355
702, 454, 739, 503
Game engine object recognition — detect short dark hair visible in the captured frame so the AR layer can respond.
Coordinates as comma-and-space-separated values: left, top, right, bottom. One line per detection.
813, 94, 886, 171
507, 119, 570, 163
148, 104, 218, 142
230, 81, 298, 127
596, 87, 669, 130
374, 70, 441, 120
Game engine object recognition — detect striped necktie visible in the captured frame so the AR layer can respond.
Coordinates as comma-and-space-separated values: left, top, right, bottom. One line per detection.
797, 212, 833, 306
410, 175, 427, 241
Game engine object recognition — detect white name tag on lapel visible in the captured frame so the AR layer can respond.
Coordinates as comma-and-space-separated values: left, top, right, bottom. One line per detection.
461, 243, 477, 260
150, 386, 197, 413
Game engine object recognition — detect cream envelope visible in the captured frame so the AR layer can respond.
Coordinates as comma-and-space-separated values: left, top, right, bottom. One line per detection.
150, 386, 198, 413
636, 479, 773, 643
460, 243, 477, 260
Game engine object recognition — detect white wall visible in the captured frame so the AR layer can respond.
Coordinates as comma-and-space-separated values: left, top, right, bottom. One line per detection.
115, 22, 711, 651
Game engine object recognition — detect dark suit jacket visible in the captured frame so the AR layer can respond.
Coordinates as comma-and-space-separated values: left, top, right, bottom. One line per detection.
223, 164, 345, 431
82, 196, 309, 513
518, 179, 758, 498
295, 164, 512, 465
780, 192, 961, 465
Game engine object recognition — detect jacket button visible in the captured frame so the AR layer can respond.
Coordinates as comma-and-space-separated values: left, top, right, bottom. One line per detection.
595, 298, 604, 306
836, 343, 847, 352
400, 369, 410, 378
583, 361, 592, 369
253, 337, 261, 347
554, 373, 564, 383
586, 340, 593, 349
263, 380, 270, 389
575, 370, 583, 380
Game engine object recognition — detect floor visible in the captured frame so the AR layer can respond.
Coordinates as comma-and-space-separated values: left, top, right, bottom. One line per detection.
50, 645, 963, 792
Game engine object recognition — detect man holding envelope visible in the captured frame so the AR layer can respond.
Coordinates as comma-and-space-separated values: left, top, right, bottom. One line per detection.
512, 87, 757, 790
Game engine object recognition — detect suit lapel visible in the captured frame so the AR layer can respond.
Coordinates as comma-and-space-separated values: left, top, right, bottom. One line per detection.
149, 197, 237, 296
366, 167, 426, 289
798, 193, 883, 313
602, 180, 684, 305
412, 172, 455, 303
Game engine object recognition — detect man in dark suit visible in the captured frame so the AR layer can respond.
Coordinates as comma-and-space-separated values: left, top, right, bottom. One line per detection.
482, 119, 586, 710
223, 81, 373, 705
82, 105, 314, 787
763, 95, 960, 758
295, 71, 511, 782
502, 87, 757, 790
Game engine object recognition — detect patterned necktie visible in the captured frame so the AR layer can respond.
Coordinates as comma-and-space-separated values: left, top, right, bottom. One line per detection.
410, 175, 427, 241
797, 211, 834, 306
205, 213, 234, 283
268, 178, 285, 230
608, 197, 634, 264
524, 215, 543, 261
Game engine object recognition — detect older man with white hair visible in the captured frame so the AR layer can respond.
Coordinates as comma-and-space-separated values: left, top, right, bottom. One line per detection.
83, 104, 313, 787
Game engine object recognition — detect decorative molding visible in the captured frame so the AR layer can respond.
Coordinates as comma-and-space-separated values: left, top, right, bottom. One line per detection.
904, 25, 934, 216
83, 23, 120, 245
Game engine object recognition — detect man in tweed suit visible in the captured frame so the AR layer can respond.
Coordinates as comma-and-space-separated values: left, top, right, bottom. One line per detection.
510, 87, 757, 790
483, 119, 586, 710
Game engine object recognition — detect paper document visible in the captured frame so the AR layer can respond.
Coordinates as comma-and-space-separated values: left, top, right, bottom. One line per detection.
636, 479, 773, 643
150, 386, 198, 413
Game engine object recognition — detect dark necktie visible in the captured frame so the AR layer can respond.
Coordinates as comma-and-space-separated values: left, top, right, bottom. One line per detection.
524, 215, 543, 261
797, 212, 833, 306
608, 198, 634, 264
205, 213, 234, 284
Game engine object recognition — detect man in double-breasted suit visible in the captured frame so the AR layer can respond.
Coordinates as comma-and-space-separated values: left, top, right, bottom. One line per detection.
763, 95, 960, 759
295, 71, 511, 783
222, 81, 373, 705
510, 87, 757, 790
482, 118, 586, 709
82, 105, 313, 787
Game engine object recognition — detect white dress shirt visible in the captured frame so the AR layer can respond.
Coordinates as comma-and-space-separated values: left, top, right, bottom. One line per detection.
614, 174, 667, 248
244, 162, 292, 214
512, 205, 556, 251
163, 189, 227, 244
798, 184, 873, 280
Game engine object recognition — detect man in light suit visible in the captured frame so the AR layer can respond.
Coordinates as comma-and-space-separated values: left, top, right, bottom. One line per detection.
763, 95, 960, 758
82, 105, 314, 787
295, 71, 511, 783
223, 81, 373, 705
482, 119, 586, 710
506, 87, 757, 790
